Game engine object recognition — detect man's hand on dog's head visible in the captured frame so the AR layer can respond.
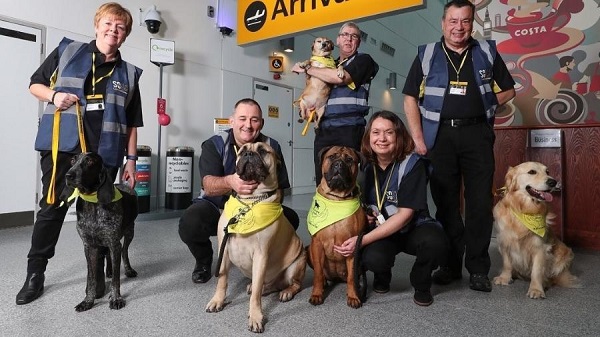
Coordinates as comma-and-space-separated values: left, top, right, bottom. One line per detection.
228, 174, 258, 195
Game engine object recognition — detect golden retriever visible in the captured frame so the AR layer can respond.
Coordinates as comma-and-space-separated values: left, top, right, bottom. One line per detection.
493, 161, 579, 298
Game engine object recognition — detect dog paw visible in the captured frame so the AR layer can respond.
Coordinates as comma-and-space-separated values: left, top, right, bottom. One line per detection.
206, 300, 225, 313
347, 297, 362, 309
527, 288, 546, 299
248, 314, 265, 333
493, 275, 513, 285
75, 300, 95, 312
309, 294, 324, 306
278, 289, 294, 302
125, 268, 138, 278
109, 297, 126, 310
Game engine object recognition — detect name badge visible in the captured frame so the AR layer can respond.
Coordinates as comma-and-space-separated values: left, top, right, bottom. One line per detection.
376, 213, 386, 226
368, 205, 386, 226
449, 81, 468, 96
86, 94, 105, 111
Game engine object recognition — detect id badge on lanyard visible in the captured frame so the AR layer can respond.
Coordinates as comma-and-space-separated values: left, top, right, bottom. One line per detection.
449, 81, 468, 96
86, 94, 105, 111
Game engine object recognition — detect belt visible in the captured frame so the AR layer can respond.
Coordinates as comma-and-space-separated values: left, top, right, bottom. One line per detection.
440, 116, 487, 127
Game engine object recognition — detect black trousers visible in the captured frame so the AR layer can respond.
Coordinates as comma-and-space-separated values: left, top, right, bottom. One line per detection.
27, 151, 118, 273
428, 122, 495, 275
361, 221, 448, 291
313, 125, 364, 186
178, 198, 300, 267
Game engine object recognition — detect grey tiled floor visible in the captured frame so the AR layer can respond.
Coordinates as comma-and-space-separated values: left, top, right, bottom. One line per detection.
1, 193, 599, 336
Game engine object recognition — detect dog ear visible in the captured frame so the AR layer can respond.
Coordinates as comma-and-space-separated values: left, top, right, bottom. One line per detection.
318, 146, 334, 164
353, 148, 366, 168
505, 166, 517, 192
59, 184, 76, 206
96, 166, 115, 204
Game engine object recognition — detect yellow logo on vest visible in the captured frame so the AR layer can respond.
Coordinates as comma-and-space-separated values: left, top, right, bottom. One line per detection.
223, 197, 283, 234
307, 192, 360, 235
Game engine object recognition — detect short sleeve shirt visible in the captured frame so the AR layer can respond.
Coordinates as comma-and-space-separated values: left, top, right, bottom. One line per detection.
199, 132, 291, 190
341, 53, 378, 89
30, 40, 143, 152
402, 38, 515, 119
365, 159, 429, 220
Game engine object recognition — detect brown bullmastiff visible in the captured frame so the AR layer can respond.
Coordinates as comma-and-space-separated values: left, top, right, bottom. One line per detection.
307, 145, 367, 308
205, 142, 306, 333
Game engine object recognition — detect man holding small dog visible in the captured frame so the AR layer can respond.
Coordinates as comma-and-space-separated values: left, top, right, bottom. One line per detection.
402, 0, 515, 292
178, 98, 299, 284
292, 22, 379, 185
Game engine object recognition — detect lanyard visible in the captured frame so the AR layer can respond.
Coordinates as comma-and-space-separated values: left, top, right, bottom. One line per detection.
373, 162, 396, 211
91, 53, 116, 95
442, 43, 469, 83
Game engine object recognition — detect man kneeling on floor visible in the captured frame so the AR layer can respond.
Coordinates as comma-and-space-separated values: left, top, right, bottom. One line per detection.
178, 98, 299, 283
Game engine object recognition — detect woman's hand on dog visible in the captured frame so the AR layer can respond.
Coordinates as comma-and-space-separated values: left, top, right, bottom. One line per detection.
333, 236, 358, 257
227, 174, 258, 195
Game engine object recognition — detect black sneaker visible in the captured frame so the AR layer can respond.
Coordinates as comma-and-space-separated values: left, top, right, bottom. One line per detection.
432, 267, 462, 285
469, 273, 492, 292
413, 289, 433, 306
373, 271, 391, 294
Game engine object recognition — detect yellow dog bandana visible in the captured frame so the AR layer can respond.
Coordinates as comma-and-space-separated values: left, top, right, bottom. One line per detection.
223, 197, 283, 235
310, 55, 336, 69
60, 187, 122, 207
511, 209, 546, 237
307, 191, 361, 236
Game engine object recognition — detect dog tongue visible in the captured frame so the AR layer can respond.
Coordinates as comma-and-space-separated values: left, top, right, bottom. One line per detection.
540, 191, 553, 202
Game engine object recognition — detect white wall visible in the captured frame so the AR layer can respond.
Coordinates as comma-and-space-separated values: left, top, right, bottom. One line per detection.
0, 0, 432, 213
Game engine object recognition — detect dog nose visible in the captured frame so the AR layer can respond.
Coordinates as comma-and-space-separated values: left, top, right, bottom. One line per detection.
547, 178, 557, 188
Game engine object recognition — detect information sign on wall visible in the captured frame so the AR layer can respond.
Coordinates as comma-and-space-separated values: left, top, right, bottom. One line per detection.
529, 129, 562, 148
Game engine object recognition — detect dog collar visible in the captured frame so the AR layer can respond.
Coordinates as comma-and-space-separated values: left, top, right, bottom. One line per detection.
223, 197, 283, 234
61, 187, 123, 206
307, 191, 361, 236
511, 209, 546, 237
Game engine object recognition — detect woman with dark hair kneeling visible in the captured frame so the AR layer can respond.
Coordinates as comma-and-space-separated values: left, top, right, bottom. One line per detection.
333, 111, 448, 306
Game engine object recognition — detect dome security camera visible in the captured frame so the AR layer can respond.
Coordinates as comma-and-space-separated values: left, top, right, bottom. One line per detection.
146, 18, 161, 34
143, 5, 162, 34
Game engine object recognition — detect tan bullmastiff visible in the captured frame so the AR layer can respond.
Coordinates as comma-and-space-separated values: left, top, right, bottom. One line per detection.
205, 142, 306, 333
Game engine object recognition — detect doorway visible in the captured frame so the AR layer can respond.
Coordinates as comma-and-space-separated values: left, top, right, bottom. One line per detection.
0, 17, 43, 226
252, 80, 294, 185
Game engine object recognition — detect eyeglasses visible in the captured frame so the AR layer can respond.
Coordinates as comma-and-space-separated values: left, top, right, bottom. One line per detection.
338, 32, 360, 41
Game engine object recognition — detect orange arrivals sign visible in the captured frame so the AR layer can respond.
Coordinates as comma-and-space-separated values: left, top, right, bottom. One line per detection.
237, 0, 424, 45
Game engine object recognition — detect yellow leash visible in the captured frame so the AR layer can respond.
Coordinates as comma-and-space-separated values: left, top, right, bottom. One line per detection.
47, 101, 87, 204
301, 109, 316, 136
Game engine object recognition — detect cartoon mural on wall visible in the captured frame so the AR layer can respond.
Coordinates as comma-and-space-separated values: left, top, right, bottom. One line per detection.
471, 0, 600, 126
